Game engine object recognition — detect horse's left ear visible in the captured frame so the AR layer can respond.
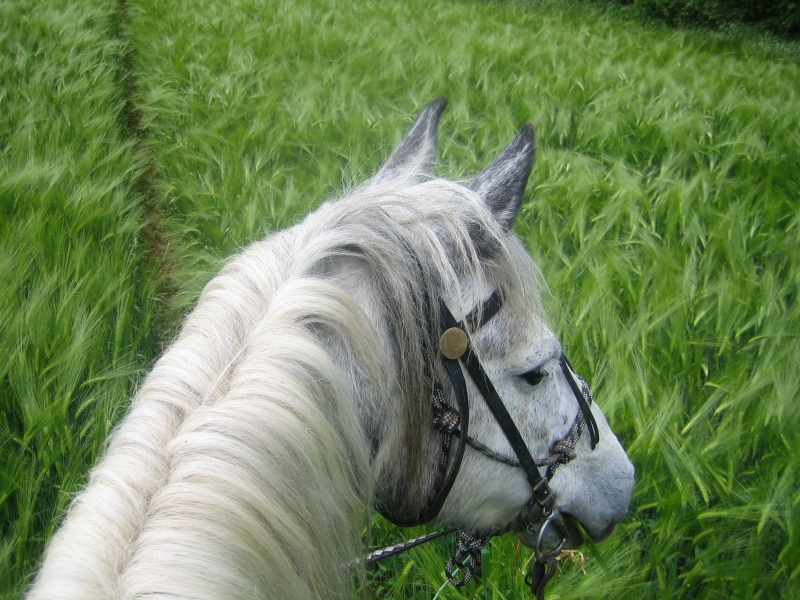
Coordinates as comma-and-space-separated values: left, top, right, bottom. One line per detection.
468, 124, 535, 231
373, 97, 448, 185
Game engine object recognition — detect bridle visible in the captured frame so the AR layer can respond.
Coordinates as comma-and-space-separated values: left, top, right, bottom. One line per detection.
365, 291, 600, 599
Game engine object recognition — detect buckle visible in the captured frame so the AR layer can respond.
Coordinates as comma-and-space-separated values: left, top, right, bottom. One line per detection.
532, 479, 554, 508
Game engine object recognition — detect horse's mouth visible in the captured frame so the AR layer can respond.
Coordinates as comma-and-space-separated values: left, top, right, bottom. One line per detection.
516, 510, 621, 553
515, 511, 586, 552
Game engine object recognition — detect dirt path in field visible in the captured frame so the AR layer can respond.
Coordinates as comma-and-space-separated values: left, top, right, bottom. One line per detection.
118, 0, 181, 345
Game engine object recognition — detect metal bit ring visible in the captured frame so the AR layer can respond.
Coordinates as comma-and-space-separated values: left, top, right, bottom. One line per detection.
533, 508, 566, 562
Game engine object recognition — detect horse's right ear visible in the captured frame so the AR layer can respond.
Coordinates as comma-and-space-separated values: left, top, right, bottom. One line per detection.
373, 97, 448, 186
467, 124, 535, 231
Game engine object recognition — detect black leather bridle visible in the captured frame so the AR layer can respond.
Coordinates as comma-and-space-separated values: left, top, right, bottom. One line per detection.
425, 291, 599, 519
367, 291, 600, 599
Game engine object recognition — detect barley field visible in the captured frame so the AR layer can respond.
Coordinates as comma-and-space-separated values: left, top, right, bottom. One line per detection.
1, 0, 798, 598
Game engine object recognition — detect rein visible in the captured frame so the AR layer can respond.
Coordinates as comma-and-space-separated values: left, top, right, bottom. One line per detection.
364, 291, 600, 599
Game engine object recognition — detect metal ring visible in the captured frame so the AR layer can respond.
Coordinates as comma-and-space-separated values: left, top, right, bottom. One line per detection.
534, 509, 566, 562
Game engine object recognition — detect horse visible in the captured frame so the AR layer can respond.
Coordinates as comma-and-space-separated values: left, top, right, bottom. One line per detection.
28, 98, 634, 599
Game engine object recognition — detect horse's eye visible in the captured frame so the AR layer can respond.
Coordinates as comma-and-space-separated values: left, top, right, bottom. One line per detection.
520, 369, 545, 386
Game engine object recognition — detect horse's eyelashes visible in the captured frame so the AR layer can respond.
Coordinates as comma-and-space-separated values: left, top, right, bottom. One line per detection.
520, 369, 546, 386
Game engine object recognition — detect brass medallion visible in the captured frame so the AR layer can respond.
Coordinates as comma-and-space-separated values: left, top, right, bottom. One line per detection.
440, 327, 468, 359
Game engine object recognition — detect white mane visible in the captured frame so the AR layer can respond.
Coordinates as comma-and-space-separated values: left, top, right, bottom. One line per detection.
28, 178, 530, 599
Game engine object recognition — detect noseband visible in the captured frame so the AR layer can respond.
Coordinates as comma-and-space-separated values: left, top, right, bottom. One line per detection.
367, 291, 600, 599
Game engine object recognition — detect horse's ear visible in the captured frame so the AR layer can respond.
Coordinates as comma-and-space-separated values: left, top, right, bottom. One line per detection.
468, 124, 535, 231
373, 97, 448, 185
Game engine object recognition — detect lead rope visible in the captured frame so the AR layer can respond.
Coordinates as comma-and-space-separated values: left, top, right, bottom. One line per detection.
357, 515, 559, 596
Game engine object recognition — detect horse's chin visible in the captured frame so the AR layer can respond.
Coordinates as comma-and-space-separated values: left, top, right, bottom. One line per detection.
515, 511, 586, 551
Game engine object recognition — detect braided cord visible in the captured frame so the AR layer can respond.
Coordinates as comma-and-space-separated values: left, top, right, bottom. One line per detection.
360, 528, 455, 565
445, 532, 488, 587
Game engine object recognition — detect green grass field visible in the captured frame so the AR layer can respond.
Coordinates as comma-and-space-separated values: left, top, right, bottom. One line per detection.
2, 0, 799, 598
